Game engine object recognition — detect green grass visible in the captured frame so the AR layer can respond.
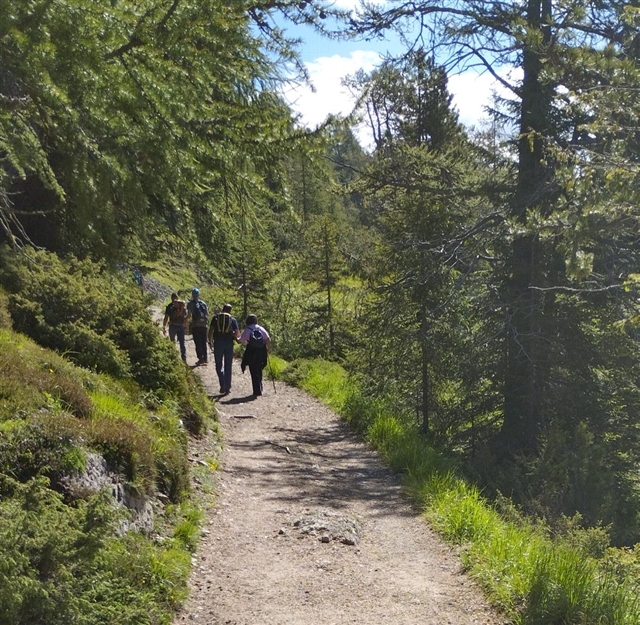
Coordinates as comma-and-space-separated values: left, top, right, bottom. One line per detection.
283, 357, 640, 625
281, 358, 349, 412
265, 354, 288, 380
0, 317, 216, 625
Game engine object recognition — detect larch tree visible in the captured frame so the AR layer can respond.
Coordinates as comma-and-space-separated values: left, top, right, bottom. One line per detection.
353, 0, 640, 455
346, 52, 484, 434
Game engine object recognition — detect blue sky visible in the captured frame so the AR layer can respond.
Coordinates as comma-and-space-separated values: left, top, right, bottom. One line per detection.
278, 0, 515, 146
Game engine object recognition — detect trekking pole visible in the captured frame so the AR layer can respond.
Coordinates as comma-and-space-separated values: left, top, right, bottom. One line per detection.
267, 353, 277, 394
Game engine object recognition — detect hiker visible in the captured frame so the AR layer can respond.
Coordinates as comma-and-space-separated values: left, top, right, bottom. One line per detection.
187, 288, 209, 365
238, 314, 271, 399
208, 303, 240, 395
162, 292, 188, 363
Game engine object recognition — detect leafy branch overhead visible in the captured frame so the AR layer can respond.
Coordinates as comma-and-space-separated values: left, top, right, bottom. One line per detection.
0, 0, 340, 258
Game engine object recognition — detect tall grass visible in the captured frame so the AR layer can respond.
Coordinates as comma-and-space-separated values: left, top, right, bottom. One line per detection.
285, 358, 640, 625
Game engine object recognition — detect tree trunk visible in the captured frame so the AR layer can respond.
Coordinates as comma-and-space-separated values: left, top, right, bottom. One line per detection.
420, 307, 429, 435
323, 222, 335, 354
500, 0, 554, 453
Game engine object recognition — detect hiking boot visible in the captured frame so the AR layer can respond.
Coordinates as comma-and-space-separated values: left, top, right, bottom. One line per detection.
219, 387, 226, 394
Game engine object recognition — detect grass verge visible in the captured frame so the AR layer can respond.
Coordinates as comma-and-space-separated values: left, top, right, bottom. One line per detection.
282, 358, 640, 625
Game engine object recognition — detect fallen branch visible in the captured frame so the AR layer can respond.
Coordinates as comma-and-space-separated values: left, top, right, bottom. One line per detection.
265, 440, 291, 454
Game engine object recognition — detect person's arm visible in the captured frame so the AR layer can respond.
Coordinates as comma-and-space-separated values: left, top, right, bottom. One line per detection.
162, 307, 170, 335
232, 319, 241, 341
260, 326, 272, 349
238, 328, 249, 345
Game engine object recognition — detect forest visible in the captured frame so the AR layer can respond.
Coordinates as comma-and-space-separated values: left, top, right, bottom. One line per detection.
1, 0, 639, 623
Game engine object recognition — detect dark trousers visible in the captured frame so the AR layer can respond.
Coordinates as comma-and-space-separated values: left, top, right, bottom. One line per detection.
192, 326, 208, 362
214, 340, 234, 391
248, 362, 263, 397
168, 324, 186, 361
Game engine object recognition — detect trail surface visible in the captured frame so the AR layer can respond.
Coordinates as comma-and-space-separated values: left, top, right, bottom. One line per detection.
173, 338, 504, 625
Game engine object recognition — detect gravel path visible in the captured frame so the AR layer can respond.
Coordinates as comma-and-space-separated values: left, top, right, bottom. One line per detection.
172, 336, 505, 625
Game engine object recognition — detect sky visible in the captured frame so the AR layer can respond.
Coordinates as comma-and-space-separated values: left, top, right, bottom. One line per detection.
279, 0, 510, 145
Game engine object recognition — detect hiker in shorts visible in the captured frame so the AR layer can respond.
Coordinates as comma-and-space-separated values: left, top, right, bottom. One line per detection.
162, 293, 188, 363
187, 288, 209, 365
208, 303, 240, 395
239, 314, 271, 399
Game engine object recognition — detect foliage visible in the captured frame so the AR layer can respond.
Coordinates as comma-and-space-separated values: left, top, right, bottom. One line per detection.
344, 0, 640, 544
281, 358, 349, 412
0, 326, 197, 502
0, 296, 215, 623
0, 475, 192, 625
0, 246, 192, 399
0, 0, 352, 285
264, 354, 288, 381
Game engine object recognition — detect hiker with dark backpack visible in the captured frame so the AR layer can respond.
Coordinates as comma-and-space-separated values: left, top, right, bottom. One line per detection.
238, 314, 271, 399
186, 288, 209, 365
208, 303, 240, 395
162, 292, 187, 363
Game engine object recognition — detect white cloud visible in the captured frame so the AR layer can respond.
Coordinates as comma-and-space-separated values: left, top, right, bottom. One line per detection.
332, 0, 362, 8
448, 72, 496, 128
333, 0, 391, 8
448, 68, 520, 129
285, 50, 382, 128
285, 51, 521, 148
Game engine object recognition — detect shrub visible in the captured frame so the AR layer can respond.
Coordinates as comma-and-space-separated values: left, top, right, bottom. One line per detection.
0, 476, 191, 625
0, 286, 11, 328
88, 417, 156, 496
0, 414, 86, 488
0, 246, 188, 399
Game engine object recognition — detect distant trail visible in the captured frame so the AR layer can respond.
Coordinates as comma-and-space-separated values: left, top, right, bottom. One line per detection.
173, 335, 503, 625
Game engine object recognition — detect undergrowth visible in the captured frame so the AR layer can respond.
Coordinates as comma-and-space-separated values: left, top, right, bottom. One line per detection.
0, 278, 217, 624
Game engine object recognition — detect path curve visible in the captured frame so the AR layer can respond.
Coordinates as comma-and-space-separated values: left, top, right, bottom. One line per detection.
174, 339, 504, 625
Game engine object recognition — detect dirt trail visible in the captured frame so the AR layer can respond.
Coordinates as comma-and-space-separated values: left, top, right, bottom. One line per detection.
173, 336, 505, 625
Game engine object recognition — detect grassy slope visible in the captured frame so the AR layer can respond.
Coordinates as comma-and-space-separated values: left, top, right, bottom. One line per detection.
0, 309, 216, 624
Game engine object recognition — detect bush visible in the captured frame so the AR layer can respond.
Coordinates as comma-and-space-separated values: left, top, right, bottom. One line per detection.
0, 286, 11, 328
0, 415, 86, 489
0, 246, 188, 399
0, 476, 191, 625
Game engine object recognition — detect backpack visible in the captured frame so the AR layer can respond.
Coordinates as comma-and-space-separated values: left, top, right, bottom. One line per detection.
248, 327, 266, 349
192, 300, 207, 323
169, 300, 186, 325
212, 312, 232, 337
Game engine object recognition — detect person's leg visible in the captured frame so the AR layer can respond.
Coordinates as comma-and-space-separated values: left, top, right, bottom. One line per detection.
194, 327, 208, 363
176, 326, 187, 362
249, 363, 262, 396
222, 342, 233, 391
213, 344, 225, 390
168, 325, 178, 344
169, 325, 186, 362
192, 327, 201, 361
196, 328, 209, 363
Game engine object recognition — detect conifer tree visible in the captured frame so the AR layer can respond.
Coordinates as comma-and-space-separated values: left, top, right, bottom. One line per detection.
354, 0, 640, 455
